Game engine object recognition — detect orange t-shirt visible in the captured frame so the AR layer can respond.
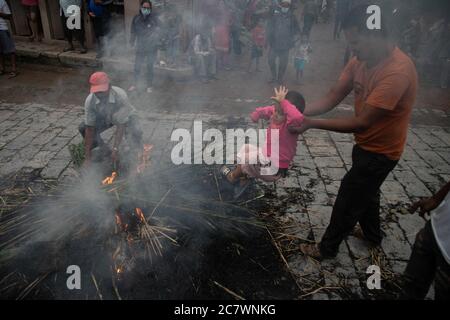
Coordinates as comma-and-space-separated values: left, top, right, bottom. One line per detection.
339, 47, 418, 160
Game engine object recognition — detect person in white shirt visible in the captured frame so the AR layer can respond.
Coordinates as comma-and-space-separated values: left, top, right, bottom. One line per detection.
0, 0, 17, 78
402, 181, 450, 300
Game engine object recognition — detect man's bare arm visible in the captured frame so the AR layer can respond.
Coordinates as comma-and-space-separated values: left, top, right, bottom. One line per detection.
289, 104, 388, 134
84, 126, 95, 162
304, 80, 353, 117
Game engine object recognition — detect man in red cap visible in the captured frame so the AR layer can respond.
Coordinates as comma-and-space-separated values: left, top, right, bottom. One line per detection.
79, 71, 142, 168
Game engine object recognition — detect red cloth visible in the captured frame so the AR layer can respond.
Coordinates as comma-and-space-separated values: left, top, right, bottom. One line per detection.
251, 26, 266, 47
21, 0, 39, 6
214, 25, 230, 51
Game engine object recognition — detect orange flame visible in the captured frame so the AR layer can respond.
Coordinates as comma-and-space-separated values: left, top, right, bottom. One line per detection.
102, 172, 117, 185
135, 208, 146, 223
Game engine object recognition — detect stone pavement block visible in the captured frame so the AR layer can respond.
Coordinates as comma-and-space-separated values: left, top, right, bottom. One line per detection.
293, 156, 316, 170
17, 144, 42, 161
314, 156, 344, 168
318, 167, 347, 181
402, 146, 424, 162
304, 136, 334, 148
288, 255, 322, 280
0, 159, 26, 177
334, 141, 353, 160
430, 128, 450, 147
26, 150, 56, 169
54, 146, 72, 161
275, 174, 300, 189
0, 120, 20, 133
3, 131, 37, 150
329, 131, 353, 142
415, 149, 448, 169
0, 128, 26, 145
309, 146, 339, 157
308, 205, 332, 240
31, 129, 61, 146
397, 214, 423, 245
380, 180, 410, 204
381, 223, 411, 261
346, 236, 370, 261
411, 127, 447, 149
388, 259, 407, 275
393, 170, 432, 198
41, 137, 70, 153
41, 159, 71, 179
0, 110, 15, 122
406, 130, 430, 150
308, 179, 331, 205
324, 181, 340, 196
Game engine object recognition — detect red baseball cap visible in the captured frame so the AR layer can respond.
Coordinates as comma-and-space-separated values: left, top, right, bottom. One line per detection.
89, 72, 110, 93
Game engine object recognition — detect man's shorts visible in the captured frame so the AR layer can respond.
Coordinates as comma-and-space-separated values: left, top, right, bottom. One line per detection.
0, 30, 16, 55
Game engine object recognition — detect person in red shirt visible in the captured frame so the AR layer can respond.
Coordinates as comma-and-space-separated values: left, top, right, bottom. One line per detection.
291, 5, 418, 260
21, 0, 41, 42
248, 18, 266, 73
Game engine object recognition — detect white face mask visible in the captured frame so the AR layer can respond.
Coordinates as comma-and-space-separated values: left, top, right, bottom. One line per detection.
281, 7, 289, 13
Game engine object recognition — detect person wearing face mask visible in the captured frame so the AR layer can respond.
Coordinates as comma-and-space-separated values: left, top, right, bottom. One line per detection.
79, 72, 143, 169
129, 0, 162, 93
266, 0, 300, 84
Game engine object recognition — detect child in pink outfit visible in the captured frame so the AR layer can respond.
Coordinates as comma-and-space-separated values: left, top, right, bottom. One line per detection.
222, 87, 305, 197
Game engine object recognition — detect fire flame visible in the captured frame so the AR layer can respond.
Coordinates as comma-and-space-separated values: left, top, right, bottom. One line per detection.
102, 172, 117, 185
135, 208, 146, 224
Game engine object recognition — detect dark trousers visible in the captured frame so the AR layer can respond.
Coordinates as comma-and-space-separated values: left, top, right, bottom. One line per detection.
78, 116, 143, 151
268, 49, 289, 82
303, 14, 315, 39
231, 27, 242, 55
91, 16, 110, 54
61, 15, 85, 47
402, 221, 450, 300
319, 145, 398, 257
134, 50, 157, 87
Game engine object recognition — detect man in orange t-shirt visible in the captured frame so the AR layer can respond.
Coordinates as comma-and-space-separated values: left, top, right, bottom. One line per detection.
291, 5, 418, 259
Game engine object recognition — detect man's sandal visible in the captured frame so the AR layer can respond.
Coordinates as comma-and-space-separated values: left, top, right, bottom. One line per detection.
8, 71, 19, 79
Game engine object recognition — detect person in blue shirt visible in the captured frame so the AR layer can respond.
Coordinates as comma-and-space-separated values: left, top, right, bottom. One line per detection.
87, 0, 112, 58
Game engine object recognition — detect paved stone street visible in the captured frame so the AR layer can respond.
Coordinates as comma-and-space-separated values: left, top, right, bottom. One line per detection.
1, 97, 449, 299
1, 19, 449, 299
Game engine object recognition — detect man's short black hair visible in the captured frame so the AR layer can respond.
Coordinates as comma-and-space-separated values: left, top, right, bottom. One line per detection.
286, 91, 305, 113
342, 4, 389, 38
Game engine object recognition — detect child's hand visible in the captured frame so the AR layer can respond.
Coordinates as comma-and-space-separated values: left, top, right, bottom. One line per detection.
271, 86, 288, 103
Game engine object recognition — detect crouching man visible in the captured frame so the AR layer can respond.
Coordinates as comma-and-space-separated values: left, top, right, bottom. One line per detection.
79, 71, 143, 168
